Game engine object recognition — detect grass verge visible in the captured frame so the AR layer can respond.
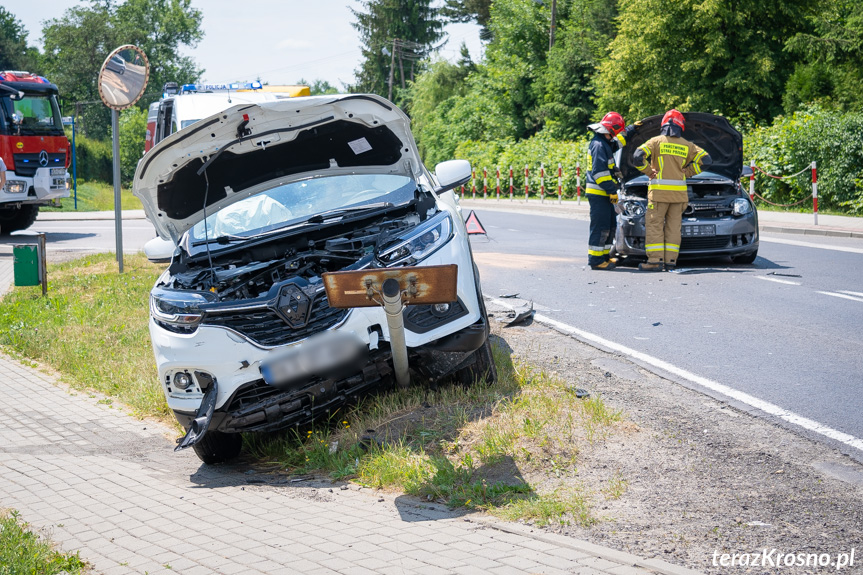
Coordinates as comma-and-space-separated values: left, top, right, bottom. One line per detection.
248, 343, 624, 526
41, 180, 143, 212
0, 510, 88, 574
0, 253, 167, 420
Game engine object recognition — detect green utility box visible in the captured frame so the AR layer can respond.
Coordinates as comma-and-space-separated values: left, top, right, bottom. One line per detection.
13, 244, 40, 286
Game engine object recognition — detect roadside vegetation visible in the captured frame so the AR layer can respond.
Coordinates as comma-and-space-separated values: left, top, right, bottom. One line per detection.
0, 253, 166, 420
0, 253, 626, 525
40, 181, 143, 213
0, 509, 88, 575
246, 344, 622, 526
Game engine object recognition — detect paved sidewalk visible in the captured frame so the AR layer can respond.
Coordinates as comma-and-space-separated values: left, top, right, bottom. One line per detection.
0, 353, 702, 575
457, 198, 863, 239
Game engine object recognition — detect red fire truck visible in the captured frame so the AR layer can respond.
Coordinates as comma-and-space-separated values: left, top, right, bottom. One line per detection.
0, 71, 71, 232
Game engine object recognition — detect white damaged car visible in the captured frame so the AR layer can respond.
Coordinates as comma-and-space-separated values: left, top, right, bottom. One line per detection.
134, 94, 495, 464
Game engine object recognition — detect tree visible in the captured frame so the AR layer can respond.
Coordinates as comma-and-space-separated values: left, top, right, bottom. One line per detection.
40, 0, 203, 138
784, 0, 863, 111
0, 7, 39, 71
595, 0, 819, 122
441, 0, 494, 40
351, 0, 445, 102
297, 79, 340, 95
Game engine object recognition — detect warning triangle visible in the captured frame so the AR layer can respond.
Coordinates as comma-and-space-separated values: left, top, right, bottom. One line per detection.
464, 210, 487, 235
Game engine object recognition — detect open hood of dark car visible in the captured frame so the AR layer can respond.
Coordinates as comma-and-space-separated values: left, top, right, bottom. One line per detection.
620, 112, 743, 183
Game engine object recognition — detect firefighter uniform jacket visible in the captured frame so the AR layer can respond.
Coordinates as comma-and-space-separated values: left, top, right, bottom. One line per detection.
585, 127, 635, 197
634, 135, 709, 202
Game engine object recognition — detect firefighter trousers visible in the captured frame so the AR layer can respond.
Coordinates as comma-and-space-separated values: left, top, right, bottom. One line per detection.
645, 201, 686, 265
588, 195, 617, 266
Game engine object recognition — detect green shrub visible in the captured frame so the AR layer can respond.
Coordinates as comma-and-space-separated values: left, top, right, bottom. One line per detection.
71, 134, 112, 184
454, 132, 591, 199
745, 106, 863, 213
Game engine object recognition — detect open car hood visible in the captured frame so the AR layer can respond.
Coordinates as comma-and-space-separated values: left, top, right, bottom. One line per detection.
620, 112, 743, 183
133, 94, 423, 242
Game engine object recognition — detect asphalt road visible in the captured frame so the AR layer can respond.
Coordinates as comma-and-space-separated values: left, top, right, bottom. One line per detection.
468, 208, 863, 450
2, 218, 157, 260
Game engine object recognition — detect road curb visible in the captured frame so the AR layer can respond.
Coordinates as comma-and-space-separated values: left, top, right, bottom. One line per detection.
473, 516, 705, 575
760, 225, 863, 239
36, 210, 148, 221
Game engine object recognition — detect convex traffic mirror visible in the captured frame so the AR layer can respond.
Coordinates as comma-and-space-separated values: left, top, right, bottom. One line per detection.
98, 45, 150, 110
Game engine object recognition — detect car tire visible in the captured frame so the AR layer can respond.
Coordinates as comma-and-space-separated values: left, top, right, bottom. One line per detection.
731, 250, 758, 264
191, 430, 243, 464
0, 205, 39, 233
455, 338, 498, 385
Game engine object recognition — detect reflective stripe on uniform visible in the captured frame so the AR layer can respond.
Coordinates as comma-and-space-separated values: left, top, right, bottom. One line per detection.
665, 244, 680, 253
586, 183, 609, 196
648, 178, 687, 192
615, 133, 627, 147
645, 244, 665, 252
588, 247, 606, 256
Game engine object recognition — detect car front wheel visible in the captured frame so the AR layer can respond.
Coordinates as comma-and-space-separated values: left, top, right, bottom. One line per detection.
191, 430, 243, 464
455, 338, 497, 385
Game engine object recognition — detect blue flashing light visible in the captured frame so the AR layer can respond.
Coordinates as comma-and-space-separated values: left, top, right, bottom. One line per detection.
178, 81, 264, 94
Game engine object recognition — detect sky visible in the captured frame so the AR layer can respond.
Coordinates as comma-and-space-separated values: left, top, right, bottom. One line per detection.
7, 0, 484, 89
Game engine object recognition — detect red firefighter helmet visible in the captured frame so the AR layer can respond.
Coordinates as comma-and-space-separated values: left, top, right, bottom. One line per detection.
599, 112, 625, 136
661, 109, 685, 131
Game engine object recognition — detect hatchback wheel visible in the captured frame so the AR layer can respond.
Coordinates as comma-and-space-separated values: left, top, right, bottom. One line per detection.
192, 430, 243, 464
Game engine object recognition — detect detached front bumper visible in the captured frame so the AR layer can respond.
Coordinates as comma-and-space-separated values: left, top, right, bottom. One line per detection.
172, 315, 489, 436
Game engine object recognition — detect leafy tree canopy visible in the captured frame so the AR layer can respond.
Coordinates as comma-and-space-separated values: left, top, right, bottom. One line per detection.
0, 7, 39, 71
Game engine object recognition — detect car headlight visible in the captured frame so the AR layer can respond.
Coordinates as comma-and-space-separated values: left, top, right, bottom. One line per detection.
732, 198, 753, 216
4, 180, 27, 194
150, 288, 215, 332
376, 212, 453, 266
622, 200, 645, 217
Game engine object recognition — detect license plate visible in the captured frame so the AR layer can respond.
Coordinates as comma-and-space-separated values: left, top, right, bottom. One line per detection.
52, 178, 66, 188
260, 331, 366, 388
682, 224, 716, 237
50, 168, 65, 176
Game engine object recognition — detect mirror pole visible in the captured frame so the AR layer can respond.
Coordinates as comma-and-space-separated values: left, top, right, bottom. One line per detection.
112, 108, 124, 273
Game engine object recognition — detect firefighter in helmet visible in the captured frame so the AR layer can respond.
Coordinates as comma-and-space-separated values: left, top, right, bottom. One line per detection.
633, 109, 712, 271
585, 112, 640, 270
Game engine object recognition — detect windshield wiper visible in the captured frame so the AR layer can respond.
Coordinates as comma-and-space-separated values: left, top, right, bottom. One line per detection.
305, 202, 394, 224
191, 234, 251, 247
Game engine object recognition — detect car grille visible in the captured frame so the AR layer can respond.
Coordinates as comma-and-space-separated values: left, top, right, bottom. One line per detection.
202, 295, 347, 347
680, 236, 732, 250
12, 153, 66, 177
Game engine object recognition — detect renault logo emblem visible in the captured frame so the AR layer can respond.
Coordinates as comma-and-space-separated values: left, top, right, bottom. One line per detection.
39, 150, 49, 167
273, 284, 313, 328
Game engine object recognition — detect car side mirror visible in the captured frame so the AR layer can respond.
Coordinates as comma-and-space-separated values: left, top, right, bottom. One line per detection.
434, 160, 472, 192
144, 236, 179, 263
741, 164, 753, 177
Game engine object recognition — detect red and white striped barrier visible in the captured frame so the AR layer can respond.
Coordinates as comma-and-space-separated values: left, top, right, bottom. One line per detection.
482, 167, 488, 199
576, 162, 582, 204
812, 161, 818, 226
524, 165, 529, 200
495, 167, 501, 200
471, 169, 476, 199
540, 163, 545, 203
751, 161, 819, 225
509, 166, 514, 200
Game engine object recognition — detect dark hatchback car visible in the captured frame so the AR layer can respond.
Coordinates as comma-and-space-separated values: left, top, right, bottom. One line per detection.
613, 112, 759, 265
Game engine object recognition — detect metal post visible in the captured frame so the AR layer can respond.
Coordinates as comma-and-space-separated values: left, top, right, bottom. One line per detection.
72, 116, 78, 210
812, 161, 818, 226
387, 39, 396, 101
38, 233, 47, 297
576, 162, 582, 204
381, 278, 409, 388
749, 159, 755, 202
540, 163, 545, 203
111, 109, 124, 273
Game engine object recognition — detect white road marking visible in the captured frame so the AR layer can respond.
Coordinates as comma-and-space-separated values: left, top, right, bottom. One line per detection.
840, 290, 863, 298
507, 229, 520, 232
488, 295, 863, 454
817, 291, 863, 303
761, 236, 863, 254
755, 276, 801, 286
